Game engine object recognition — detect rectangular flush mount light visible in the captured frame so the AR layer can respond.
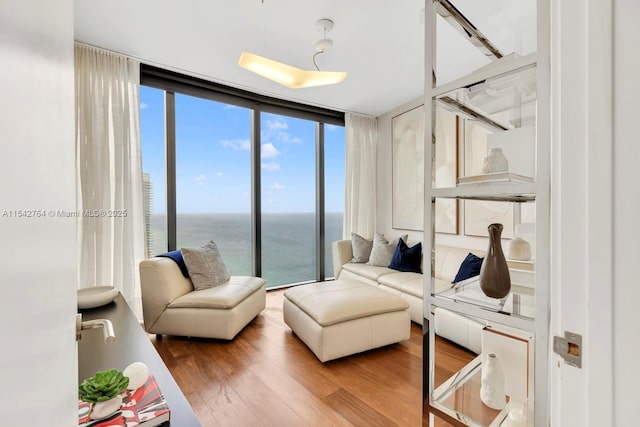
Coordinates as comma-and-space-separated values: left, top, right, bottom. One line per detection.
238, 52, 347, 89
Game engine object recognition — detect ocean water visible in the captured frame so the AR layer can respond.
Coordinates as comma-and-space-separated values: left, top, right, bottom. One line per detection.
148, 212, 343, 288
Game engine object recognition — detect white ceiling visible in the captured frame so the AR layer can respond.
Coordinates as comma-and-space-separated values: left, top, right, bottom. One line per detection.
73, 1, 535, 117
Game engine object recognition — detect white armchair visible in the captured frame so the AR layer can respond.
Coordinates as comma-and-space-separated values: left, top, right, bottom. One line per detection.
139, 257, 266, 340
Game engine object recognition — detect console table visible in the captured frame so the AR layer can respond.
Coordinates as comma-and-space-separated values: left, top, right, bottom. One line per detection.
78, 294, 201, 426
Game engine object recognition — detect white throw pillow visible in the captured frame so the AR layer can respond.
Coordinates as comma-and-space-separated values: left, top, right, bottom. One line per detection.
181, 240, 230, 290
367, 233, 407, 267
350, 232, 373, 263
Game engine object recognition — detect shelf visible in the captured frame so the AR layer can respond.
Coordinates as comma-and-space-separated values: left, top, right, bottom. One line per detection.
432, 53, 537, 98
458, 172, 534, 186
431, 181, 536, 201
430, 276, 536, 332
432, 355, 509, 427
426, 1, 549, 425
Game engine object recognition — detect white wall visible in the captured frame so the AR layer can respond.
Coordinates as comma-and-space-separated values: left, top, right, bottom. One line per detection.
0, 1, 77, 425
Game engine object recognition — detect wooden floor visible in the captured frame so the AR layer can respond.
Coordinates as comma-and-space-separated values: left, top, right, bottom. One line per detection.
150, 288, 474, 427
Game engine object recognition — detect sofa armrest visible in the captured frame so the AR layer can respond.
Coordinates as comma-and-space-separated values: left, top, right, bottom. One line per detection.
332, 240, 353, 279
139, 257, 194, 331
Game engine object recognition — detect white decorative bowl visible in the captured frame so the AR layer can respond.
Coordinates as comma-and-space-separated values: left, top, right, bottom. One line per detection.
77, 286, 118, 309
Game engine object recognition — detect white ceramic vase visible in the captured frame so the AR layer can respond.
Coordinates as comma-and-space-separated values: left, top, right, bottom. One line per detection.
506, 237, 532, 261
90, 395, 123, 420
480, 353, 506, 410
482, 148, 509, 174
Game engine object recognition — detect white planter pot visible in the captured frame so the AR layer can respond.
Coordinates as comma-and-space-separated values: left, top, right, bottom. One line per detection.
90, 395, 123, 420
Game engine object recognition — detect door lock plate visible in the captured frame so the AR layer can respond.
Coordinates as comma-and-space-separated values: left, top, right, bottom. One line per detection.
553, 331, 582, 368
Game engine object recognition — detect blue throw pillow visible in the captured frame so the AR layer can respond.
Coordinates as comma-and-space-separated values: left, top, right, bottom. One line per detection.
452, 253, 484, 283
388, 239, 422, 273
157, 250, 190, 278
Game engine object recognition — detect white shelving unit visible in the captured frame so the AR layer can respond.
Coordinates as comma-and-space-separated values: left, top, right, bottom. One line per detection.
423, 1, 550, 426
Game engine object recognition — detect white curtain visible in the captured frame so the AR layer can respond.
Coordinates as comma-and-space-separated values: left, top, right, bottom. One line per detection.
343, 113, 377, 239
75, 43, 145, 302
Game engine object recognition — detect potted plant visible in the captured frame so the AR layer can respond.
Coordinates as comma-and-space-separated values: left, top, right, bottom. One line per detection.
79, 369, 129, 420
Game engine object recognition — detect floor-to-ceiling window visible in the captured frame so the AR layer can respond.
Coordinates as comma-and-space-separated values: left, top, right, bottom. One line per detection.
140, 86, 167, 258
324, 124, 346, 278
140, 66, 345, 288
175, 94, 253, 276
260, 113, 317, 286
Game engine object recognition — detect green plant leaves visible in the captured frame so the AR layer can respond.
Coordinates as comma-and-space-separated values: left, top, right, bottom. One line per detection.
78, 369, 129, 403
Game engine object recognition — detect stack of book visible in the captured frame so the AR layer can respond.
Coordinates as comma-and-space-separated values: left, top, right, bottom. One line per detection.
78, 374, 171, 426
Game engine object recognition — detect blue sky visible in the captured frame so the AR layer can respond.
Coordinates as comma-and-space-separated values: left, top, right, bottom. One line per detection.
140, 86, 345, 214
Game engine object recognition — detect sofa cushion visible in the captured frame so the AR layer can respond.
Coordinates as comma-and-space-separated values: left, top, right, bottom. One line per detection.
341, 262, 395, 281
377, 272, 423, 298
181, 240, 230, 290
452, 253, 484, 283
435, 245, 485, 283
350, 233, 373, 263
389, 239, 422, 273
368, 233, 407, 267
168, 276, 265, 309
434, 278, 453, 294
284, 280, 408, 327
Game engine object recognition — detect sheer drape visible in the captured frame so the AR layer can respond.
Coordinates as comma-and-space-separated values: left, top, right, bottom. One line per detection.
343, 113, 377, 239
75, 43, 144, 302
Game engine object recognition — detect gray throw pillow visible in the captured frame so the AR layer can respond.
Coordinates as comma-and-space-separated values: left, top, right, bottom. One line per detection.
367, 233, 408, 267
181, 241, 230, 290
351, 232, 373, 263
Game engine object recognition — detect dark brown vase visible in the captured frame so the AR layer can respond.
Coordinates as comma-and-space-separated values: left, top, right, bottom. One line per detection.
479, 223, 511, 298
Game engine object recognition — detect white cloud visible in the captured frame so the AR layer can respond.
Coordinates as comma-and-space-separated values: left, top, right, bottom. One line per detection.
326, 124, 341, 132
271, 182, 285, 190
265, 118, 288, 131
262, 116, 302, 144
261, 162, 280, 172
140, 102, 149, 110
261, 142, 280, 159
221, 139, 250, 151
214, 171, 223, 177
195, 174, 206, 183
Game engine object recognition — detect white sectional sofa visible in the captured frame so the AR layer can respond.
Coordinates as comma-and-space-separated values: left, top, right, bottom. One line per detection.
332, 240, 490, 353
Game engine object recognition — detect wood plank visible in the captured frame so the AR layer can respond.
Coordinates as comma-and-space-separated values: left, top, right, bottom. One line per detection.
324, 388, 399, 427
247, 358, 354, 427
225, 367, 310, 426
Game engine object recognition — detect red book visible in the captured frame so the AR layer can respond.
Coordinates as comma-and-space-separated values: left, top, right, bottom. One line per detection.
79, 374, 171, 426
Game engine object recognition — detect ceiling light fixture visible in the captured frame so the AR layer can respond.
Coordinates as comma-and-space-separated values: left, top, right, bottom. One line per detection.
238, 18, 347, 89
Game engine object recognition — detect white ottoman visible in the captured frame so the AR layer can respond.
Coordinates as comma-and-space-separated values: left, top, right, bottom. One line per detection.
283, 280, 411, 362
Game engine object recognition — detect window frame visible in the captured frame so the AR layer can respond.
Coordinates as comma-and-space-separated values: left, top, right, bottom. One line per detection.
140, 65, 345, 284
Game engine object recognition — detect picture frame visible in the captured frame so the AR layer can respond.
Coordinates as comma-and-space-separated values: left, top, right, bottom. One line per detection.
392, 105, 458, 233
463, 119, 514, 237
464, 200, 515, 238
392, 105, 424, 231
434, 110, 458, 234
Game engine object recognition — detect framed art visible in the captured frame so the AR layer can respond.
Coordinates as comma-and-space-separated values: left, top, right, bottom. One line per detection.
392, 105, 458, 233
464, 199, 515, 238
392, 105, 424, 231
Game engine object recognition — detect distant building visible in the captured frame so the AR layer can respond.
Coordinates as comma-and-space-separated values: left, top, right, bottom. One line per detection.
142, 173, 153, 258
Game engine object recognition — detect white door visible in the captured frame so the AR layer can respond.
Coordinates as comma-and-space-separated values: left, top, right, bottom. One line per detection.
0, 1, 78, 425
550, 1, 640, 426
